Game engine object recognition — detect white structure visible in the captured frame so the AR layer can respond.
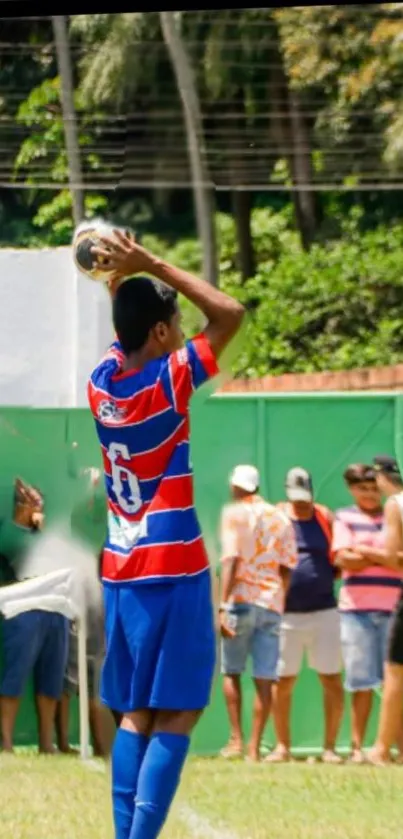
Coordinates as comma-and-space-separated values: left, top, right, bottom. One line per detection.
0, 247, 114, 407
0, 528, 104, 760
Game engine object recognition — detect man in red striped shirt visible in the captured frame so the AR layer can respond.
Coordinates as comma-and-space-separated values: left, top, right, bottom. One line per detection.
333, 463, 401, 763
88, 230, 244, 839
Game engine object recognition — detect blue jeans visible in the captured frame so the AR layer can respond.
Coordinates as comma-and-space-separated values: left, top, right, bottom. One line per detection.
340, 610, 392, 692
0, 610, 69, 698
221, 603, 281, 680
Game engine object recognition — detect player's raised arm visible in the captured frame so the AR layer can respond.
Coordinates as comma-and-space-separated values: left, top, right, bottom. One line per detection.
92, 230, 245, 358
147, 254, 244, 358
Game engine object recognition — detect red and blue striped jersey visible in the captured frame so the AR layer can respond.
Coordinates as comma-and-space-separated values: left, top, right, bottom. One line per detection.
87, 332, 219, 583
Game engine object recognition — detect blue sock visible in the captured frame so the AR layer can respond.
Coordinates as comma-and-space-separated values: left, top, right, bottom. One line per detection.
112, 729, 149, 839
128, 732, 190, 839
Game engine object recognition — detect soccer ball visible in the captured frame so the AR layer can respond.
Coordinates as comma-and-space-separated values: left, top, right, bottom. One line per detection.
72, 218, 122, 282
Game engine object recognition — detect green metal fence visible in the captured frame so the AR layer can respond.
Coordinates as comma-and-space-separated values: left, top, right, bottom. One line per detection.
0, 389, 399, 753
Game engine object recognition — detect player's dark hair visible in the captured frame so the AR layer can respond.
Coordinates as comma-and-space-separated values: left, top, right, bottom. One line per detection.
113, 276, 178, 354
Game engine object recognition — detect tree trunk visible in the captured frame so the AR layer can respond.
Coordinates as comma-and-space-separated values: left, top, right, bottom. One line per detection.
287, 90, 318, 250
160, 12, 218, 286
269, 26, 318, 251
231, 189, 255, 281
228, 89, 255, 282
52, 15, 84, 227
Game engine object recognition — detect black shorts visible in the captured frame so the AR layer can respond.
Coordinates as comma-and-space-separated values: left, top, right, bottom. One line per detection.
388, 591, 403, 665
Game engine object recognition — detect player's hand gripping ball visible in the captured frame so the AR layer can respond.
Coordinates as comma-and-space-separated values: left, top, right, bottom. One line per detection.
72, 219, 131, 283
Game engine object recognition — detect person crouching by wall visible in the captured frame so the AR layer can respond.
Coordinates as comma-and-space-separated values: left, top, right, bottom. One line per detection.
0, 479, 68, 753
219, 465, 297, 762
267, 467, 343, 764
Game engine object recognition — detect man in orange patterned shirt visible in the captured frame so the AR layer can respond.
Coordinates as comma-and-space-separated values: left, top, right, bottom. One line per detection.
219, 465, 297, 762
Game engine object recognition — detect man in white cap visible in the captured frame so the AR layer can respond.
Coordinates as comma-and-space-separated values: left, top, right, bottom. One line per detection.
219, 464, 297, 762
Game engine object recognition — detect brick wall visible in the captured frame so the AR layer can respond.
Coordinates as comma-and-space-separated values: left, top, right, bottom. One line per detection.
220, 364, 403, 394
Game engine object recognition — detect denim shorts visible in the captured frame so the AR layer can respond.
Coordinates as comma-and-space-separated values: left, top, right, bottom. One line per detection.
221, 603, 281, 680
0, 610, 69, 699
340, 610, 393, 692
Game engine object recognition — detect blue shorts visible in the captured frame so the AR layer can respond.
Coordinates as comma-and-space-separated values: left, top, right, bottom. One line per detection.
101, 569, 216, 713
0, 610, 69, 699
341, 610, 393, 692
221, 603, 281, 680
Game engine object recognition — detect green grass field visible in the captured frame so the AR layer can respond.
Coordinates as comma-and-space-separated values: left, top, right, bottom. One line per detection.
1, 754, 402, 839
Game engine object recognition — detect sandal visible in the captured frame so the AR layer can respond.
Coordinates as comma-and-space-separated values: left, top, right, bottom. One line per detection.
322, 750, 343, 765
263, 748, 291, 764
220, 743, 244, 760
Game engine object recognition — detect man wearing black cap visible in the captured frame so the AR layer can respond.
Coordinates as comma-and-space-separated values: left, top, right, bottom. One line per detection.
373, 455, 403, 491
267, 468, 343, 765
366, 455, 403, 764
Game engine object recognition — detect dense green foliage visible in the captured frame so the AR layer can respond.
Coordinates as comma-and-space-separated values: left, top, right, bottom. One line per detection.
2, 8, 403, 376
146, 207, 403, 377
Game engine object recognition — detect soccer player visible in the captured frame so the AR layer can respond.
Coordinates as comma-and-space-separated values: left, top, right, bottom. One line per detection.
87, 230, 244, 839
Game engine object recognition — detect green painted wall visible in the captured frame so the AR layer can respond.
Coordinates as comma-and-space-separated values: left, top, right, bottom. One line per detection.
0, 391, 398, 753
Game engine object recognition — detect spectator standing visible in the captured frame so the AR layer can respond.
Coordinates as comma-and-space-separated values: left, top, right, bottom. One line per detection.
219, 465, 297, 762
333, 464, 401, 763
267, 468, 343, 764
0, 479, 68, 753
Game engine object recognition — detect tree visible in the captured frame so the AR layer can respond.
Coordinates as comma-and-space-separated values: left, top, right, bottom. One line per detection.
274, 5, 403, 190
267, 14, 320, 250
52, 15, 84, 226
191, 9, 258, 279
150, 205, 403, 378
233, 209, 403, 377
160, 12, 217, 286
190, 10, 319, 256
13, 77, 107, 244
8, 7, 403, 251
0, 17, 58, 244
70, 13, 187, 219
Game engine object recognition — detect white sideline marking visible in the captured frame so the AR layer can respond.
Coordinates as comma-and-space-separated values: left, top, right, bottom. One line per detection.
179, 804, 239, 839
82, 765, 239, 837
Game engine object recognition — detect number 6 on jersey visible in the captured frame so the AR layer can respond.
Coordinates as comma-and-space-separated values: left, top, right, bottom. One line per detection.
108, 442, 142, 514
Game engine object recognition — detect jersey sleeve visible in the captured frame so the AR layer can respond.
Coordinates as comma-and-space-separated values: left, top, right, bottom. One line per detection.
164, 332, 219, 415
99, 340, 125, 370
87, 341, 124, 417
